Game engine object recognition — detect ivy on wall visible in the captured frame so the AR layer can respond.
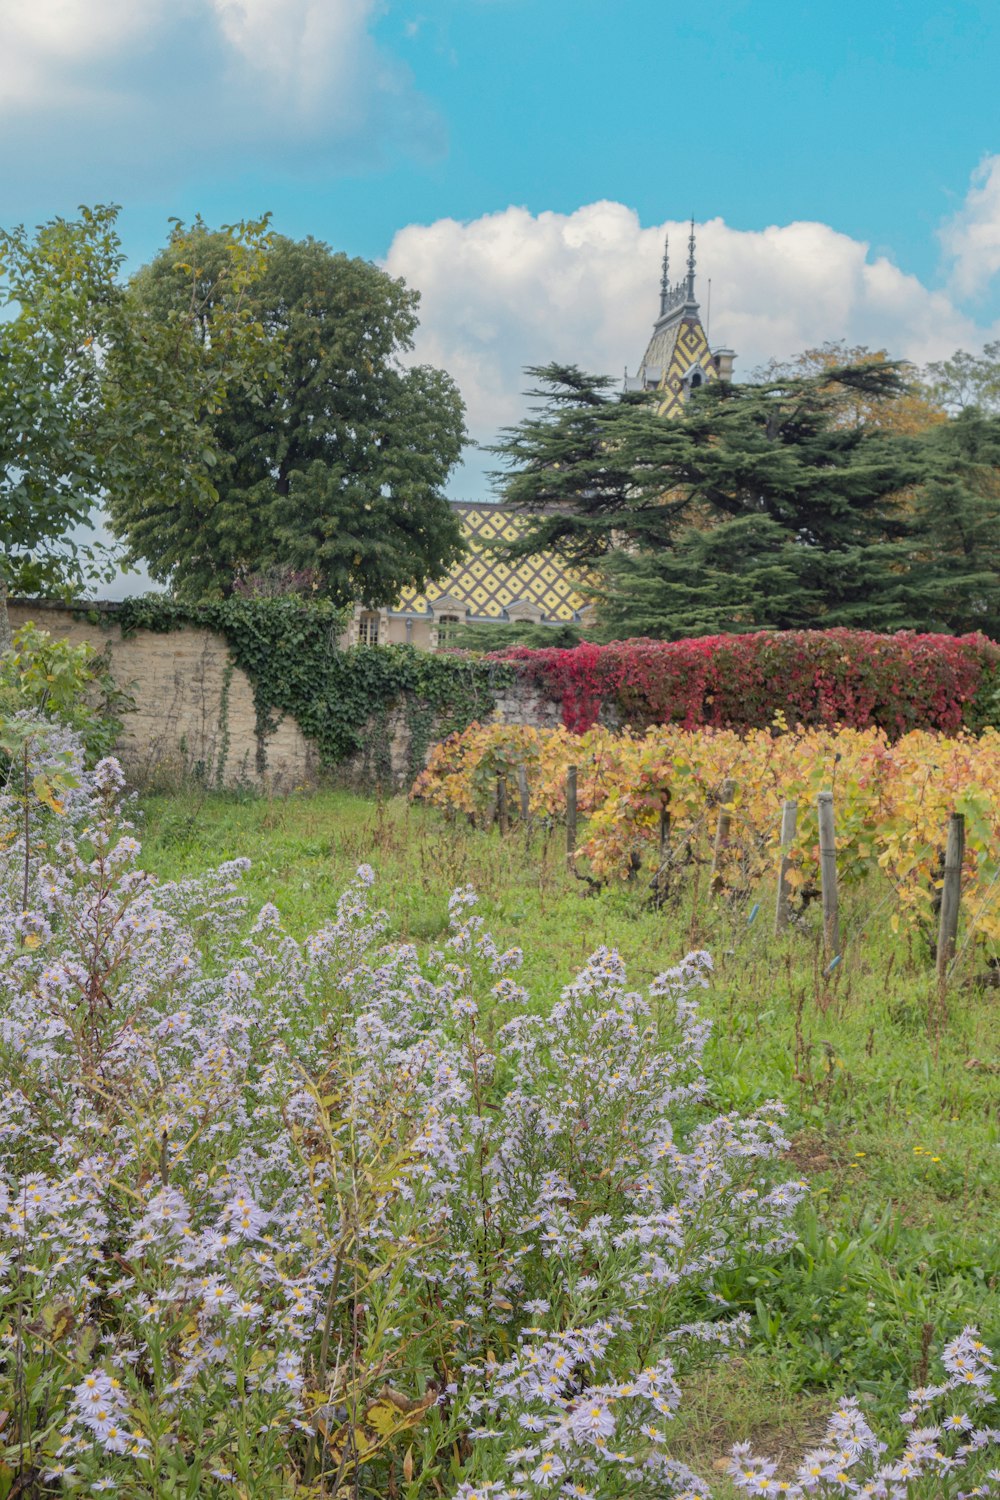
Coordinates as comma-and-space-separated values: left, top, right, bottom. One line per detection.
114, 597, 515, 769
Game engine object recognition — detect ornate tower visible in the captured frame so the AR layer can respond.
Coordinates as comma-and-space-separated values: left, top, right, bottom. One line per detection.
625, 219, 735, 416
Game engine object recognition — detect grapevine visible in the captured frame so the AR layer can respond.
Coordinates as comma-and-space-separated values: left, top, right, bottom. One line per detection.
414, 721, 1000, 950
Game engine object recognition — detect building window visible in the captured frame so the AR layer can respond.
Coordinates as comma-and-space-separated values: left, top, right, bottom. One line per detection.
358, 612, 380, 646
437, 614, 460, 648
689, 370, 703, 388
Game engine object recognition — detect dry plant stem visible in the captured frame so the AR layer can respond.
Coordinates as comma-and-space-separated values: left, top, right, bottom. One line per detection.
21, 740, 30, 916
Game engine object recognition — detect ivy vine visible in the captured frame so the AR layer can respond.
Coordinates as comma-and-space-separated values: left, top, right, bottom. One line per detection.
114, 597, 515, 768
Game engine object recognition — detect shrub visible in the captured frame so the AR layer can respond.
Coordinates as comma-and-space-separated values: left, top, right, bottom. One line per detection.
0, 621, 131, 761
494, 631, 1000, 737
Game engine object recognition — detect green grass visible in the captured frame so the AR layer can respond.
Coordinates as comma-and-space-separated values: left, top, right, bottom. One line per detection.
136, 785, 1000, 1477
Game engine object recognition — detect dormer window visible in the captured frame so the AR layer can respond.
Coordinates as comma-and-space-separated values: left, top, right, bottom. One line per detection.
437, 614, 460, 647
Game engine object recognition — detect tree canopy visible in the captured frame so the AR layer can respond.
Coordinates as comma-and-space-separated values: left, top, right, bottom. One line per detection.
113, 232, 468, 606
756, 341, 947, 434
924, 341, 1000, 415
491, 360, 1000, 639
0, 205, 268, 646
0, 207, 122, 642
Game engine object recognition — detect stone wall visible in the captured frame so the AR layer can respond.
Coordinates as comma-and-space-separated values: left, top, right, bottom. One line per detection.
8, 600, 564, 793
8, 601, 318, 791
337, 676, 565, 789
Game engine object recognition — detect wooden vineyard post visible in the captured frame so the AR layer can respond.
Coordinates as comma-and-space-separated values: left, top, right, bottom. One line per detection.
817, 791, 840, 962
710, 779, 736, 892
496, 773, 509, 836
659, 803, 671, 864
937, 812, 965, 986
517, 764, 530, 825
566, 765, 578, 864
653, 800, 671, 905
774, 798, 798, 936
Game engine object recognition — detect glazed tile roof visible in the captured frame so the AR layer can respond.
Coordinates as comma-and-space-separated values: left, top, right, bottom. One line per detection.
395, 502, 596, 622
639, 310, 718, 417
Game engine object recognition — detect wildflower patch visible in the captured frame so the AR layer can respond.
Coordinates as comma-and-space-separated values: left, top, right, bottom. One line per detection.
0, 722, 996, 1496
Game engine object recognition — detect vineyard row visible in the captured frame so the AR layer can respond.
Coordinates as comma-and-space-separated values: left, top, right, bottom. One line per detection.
413, 721, 1000, 967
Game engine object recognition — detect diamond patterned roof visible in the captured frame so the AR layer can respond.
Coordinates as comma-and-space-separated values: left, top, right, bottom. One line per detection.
639, 310, 717, 417
395, 503, 595, 622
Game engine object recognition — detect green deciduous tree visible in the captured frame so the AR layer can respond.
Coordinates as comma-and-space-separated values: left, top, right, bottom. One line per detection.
923, 341, 1000, 415
0, 207, 121, 648
117, 232, 467, 606
0, 204, 270, 649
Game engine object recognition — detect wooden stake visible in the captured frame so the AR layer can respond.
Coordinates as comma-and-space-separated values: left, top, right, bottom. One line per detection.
774, 798, 798, 935
517, 763, 530, 825
937, 812, 965, 985
653, 801, 672, 905
496, 773, 509, 836
710, 778, 736, 892
566, 765, 578, 863
659, 803, 671, 863
817, 791, 840, 961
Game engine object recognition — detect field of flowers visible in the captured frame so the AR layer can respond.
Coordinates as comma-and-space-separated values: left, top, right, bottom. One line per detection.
1, 723, 997, 1497
413, 722, 1000, 958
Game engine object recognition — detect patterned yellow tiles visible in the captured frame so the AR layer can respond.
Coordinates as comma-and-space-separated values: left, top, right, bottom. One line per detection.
396, 503, 595, 622
654, 314, 717, 417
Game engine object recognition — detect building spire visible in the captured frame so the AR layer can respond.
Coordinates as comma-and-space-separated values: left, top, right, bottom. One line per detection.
686, 216, 697, 301
659, 232, 670, 316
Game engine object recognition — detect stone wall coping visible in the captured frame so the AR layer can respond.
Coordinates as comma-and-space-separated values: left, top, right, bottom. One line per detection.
10, 596, 126, 616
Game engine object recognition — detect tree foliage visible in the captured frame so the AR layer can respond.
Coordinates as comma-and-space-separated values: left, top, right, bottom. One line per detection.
117, 232, 467, 606
0, 207, 121, 639
447, 618, 585, 652
492, 359, 1000, 639
756, 341, 947, 433
924, 340, 1000, 414
0, 204, 270, 646
907, 408, 1000, 635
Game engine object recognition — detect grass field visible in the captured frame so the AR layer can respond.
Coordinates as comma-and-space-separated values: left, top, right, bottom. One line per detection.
135, 785, 1000, 1482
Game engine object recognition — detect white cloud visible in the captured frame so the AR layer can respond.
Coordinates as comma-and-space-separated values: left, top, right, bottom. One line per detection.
941, 154, 1000, 300
0, 0, 174, 110
385, 200, 1000, 472
0, 0, 437, 171
209, 0, 380, 123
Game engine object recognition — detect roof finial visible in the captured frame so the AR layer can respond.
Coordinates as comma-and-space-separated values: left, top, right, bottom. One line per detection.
659, 232, 670, 316
687, 216, 697, 301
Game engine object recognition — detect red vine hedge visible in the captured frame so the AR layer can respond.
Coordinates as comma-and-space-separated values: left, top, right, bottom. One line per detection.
492, 631, 1000, 737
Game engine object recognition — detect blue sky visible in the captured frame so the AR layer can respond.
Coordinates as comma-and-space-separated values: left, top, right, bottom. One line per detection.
4, 0, 1000, 530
